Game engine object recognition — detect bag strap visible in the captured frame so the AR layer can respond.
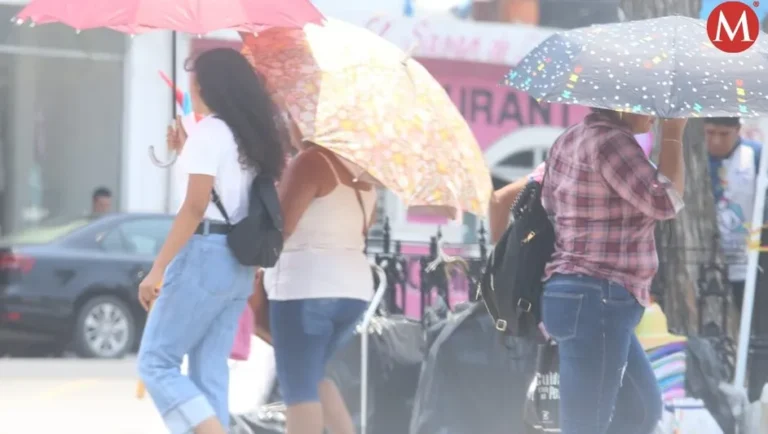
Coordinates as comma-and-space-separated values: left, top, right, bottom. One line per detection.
212, 176, 283, 231
211, 189, 232, 226
353, 184, 369, 237
258, 179, 284, 231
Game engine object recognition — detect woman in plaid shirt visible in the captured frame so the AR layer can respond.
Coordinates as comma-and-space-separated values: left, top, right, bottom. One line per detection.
541, 109, 685, 434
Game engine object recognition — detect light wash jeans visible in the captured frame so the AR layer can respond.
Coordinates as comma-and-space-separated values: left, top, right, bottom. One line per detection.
137, 234, 254, 433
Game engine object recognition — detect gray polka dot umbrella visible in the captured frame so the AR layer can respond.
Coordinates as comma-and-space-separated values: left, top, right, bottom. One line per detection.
504, 16, 768, 118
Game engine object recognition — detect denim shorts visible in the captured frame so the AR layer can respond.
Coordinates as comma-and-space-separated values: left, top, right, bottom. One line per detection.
269, 298, 368, 405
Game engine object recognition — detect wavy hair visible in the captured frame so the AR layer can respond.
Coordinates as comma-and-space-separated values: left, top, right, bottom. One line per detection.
186, 48, 287, 179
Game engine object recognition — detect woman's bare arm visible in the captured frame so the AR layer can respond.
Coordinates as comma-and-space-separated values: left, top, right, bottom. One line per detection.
488, 176, 528, 244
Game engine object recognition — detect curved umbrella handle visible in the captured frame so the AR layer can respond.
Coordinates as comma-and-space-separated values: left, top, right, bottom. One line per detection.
148, 145, 177, 167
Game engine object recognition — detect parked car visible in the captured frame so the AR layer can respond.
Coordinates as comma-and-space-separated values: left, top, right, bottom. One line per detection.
0, 213, 173, 358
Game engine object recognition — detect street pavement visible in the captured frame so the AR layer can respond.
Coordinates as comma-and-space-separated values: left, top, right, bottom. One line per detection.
0, 357, 168, 434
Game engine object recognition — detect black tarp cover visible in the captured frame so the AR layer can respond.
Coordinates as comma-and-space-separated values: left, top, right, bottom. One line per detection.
410, 302, 539, 434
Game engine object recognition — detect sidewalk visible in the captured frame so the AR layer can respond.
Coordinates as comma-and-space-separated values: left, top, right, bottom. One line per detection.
0, 359, 166, 434
0, 343, 277, 434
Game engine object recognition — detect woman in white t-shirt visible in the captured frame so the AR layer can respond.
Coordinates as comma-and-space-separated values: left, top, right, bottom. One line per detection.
136, 48, 286, 434
264, 144, 375, 434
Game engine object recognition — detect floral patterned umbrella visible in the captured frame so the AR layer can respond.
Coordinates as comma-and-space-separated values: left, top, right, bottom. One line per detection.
504, 16, 768, 118
240, 19, 492, 217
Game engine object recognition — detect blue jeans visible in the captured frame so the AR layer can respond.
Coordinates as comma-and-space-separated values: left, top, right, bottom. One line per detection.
137, 234, 254, 433
270, 298, 368, 405
542, 274, 662, 434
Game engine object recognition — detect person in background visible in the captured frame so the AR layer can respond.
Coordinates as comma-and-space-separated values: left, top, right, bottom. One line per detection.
136, 48, 286, 434
541, 108, 686, 434
705, 117, 762, 311
91, 187, 112, 215
264, 143, 376, 434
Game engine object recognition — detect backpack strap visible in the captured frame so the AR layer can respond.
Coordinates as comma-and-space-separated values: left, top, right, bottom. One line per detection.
211, 189, 232, 226
257, 178, 284, 231
213, 176, 283, 232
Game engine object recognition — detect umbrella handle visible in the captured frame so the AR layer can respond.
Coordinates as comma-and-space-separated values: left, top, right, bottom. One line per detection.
148, 145, 177, 167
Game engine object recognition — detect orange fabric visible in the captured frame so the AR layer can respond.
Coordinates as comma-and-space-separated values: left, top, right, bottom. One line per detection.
499, 0, 539, 25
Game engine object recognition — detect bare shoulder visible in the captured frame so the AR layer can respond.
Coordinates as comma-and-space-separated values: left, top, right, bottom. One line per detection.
287, 147, 326, 172
281, 147, 334, 190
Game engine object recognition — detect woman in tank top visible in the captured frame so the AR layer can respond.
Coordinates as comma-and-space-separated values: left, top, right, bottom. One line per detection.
264, 143, 375, 434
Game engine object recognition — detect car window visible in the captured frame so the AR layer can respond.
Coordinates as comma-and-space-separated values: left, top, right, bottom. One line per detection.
0, 219, 90, 246
101, 218, 172, 256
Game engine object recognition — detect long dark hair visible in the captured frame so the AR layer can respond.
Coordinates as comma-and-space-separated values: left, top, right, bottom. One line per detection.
187, 48, 286, 179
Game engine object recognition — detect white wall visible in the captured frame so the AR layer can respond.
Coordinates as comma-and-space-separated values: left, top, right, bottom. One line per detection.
121, 32, 174, 213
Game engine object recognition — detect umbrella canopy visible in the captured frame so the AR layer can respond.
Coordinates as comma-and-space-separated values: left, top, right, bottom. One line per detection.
240, 19, 492, 217
13, 0, 323, 33
504, 16, 768, 118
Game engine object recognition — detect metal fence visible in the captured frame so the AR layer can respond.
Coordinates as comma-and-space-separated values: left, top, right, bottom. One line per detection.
366, 218, 487, 319
369, 218, 742, 379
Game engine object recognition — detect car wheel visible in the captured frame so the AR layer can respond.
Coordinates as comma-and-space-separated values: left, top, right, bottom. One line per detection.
73, 295, 136, 359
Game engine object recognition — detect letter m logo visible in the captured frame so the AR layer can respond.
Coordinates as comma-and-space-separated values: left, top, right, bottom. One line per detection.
707, 1, 760, 53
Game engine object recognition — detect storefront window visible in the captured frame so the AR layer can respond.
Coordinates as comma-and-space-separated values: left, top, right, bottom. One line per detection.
0, 6, 126, 234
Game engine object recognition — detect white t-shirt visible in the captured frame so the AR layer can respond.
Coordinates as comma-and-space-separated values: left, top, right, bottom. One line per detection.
178, 116, 255, 223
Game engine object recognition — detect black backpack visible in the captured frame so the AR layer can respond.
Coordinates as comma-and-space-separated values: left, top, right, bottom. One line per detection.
212, 175, 284, 267
478, 179, 555, 337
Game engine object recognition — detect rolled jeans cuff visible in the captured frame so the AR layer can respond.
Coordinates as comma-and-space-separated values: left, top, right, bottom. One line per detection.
163, 395, 216, 434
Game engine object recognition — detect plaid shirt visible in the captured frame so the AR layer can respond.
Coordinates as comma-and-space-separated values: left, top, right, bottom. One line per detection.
541, 112, 684, 306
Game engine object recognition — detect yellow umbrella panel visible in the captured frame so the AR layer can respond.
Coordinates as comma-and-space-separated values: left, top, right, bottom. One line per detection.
240, 19, 492, 217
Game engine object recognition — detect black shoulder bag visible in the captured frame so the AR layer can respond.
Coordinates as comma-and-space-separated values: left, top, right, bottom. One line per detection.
211, 175, 284, 267
478, 156, 556, 337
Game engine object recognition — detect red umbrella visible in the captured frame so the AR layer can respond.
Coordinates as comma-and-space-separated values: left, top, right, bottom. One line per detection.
12, 0, 324, 34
